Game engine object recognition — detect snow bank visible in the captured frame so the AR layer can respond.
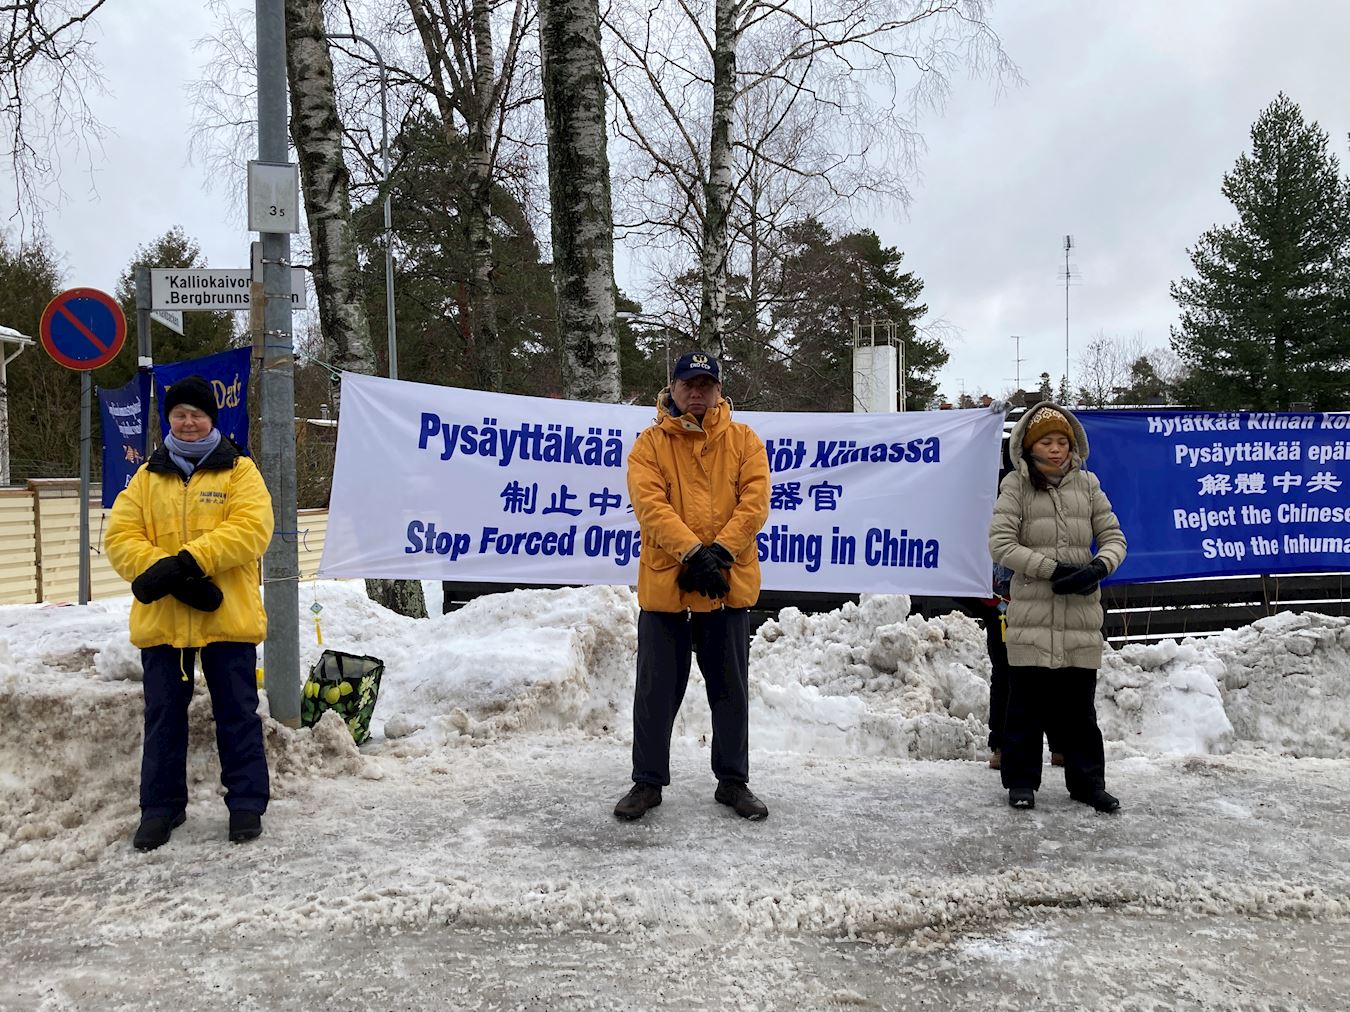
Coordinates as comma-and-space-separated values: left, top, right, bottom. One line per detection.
292, 581, 638, 746
1098, 639, 1235, 755
1, 583, 1348, 869
1095, 612, 1350, 758
0, 599, 384, 871
747, 595, 1350, 761
748, 595, 992, 760
0, 671, 377, 872
2, 585, 1348, 768
1205, 611, 1350, 757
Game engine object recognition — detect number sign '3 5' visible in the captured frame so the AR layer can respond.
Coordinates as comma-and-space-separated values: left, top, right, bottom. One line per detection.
247, 160, 300, 234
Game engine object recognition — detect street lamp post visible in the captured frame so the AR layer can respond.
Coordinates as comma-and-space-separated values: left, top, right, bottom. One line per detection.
329, 32, 398, 380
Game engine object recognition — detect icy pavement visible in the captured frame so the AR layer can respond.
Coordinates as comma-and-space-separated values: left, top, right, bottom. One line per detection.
4, 739, 1350, 1010
3, 584, 1350, 1008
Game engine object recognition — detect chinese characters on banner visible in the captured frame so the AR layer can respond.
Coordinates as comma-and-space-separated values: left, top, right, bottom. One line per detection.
319, 373, 1005, 596
1080, 410, 1350, 582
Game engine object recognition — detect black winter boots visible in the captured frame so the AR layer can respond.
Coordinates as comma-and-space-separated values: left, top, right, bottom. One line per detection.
229, 811, 264, 843
1071, 788, 1121, 813
1008, 788, 1035, 809
135, 810, 265, 849
133, 811, 186, 851
715, 781, 769, 820
613, 783, 662, 820
615, 782, 770, 821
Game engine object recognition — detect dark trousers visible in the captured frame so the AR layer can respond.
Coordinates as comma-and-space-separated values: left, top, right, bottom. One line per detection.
1000, 665, 1106, 795
987, 621, 1061, 754
984, 616, 1010, 750
632, 608, 751, 787
141, 642, 270, 818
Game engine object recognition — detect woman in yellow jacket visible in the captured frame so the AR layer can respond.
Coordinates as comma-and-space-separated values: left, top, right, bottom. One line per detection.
614, 352, 771, 823
106, 376, 275, 851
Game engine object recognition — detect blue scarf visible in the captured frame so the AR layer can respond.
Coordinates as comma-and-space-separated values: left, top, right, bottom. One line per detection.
165, 428, 222, 477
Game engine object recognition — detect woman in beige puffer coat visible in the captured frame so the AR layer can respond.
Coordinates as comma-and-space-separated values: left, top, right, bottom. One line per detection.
989, 402, 1126, 813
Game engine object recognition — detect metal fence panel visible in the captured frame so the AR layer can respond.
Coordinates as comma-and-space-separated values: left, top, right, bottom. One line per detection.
0, 486, 332, 605
0, 491, 38, 605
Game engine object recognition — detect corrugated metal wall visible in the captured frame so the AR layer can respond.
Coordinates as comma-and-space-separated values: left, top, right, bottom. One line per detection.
0, 491, 38, 604
296, 510, 328, 580
0, 481, 330, 605
32, 482, 126, 602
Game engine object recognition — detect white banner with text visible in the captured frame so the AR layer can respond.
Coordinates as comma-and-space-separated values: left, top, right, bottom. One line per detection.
318, 373, 1003, 596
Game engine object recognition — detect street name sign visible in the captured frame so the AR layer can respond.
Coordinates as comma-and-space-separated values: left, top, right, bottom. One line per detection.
150, 268, 307, 311
151, 309, 184, 334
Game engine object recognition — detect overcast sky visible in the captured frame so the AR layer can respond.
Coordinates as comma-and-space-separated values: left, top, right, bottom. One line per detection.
18, 0, 1350, 401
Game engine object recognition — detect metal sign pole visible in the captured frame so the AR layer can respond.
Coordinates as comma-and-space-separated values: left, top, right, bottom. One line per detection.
79, 370, 92, 604
257, 0, 301, 727
135, 267, 156, 454
38, 288, 124, 603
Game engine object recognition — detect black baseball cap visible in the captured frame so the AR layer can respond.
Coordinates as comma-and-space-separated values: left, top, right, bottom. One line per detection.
672, 351, 720, 382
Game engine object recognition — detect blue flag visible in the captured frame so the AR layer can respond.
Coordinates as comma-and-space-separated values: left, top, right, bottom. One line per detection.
156, 347, 252, 452
98, 373, 151, 508
1080, 409, 1350, 583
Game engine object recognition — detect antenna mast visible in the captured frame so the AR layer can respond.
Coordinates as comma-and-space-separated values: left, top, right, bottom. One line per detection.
1061, 235, 1079, 398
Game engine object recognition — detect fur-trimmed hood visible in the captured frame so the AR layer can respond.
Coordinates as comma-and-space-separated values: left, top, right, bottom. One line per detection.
1007, 401, 1090, 478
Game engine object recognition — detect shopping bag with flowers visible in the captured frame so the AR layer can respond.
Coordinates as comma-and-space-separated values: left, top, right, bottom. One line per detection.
300, 649, 385, 745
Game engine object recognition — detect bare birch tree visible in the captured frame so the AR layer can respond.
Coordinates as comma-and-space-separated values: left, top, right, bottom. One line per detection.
538, 0, 618, 402
405, 0, 537, 392
0, 0, 108, 225
699, 0, 740, 353
284, 0, 425, 619
604, 0, 1014, 355
286, 0, 378, 379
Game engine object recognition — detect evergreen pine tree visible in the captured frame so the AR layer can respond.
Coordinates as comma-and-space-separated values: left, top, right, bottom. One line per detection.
0, 232, 68, 480
103, 227, 235, 391
1113, 356, 1170, 405
772, 219, 940, 411
353, 112, 558, 397
1170, 94, 1350, 410
1037, 372, 1053, 402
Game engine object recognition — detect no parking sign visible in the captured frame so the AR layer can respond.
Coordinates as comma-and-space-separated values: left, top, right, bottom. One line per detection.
38, 287, 127, 606
39, 288, 126, 371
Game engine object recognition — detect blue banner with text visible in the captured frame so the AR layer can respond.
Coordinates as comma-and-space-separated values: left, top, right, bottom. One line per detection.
1079, 410, 1350, 582
156, 346, 252, 452
97, 373, 150, 508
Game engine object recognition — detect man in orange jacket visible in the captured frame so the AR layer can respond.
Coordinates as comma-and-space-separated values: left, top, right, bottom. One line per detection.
615, 352, 772, 822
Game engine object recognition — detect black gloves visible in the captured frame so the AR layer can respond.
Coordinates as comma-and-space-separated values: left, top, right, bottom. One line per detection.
172, 578, 223, 612
706, 543, 734, 569
678, 544, 733, 599
1051, 558, 1108, 595
176, 549, 205, 581
1050, 562, 1077, 584
131, 555, 185, 603
132, 550, 222, 611
172, 549, 223, 612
